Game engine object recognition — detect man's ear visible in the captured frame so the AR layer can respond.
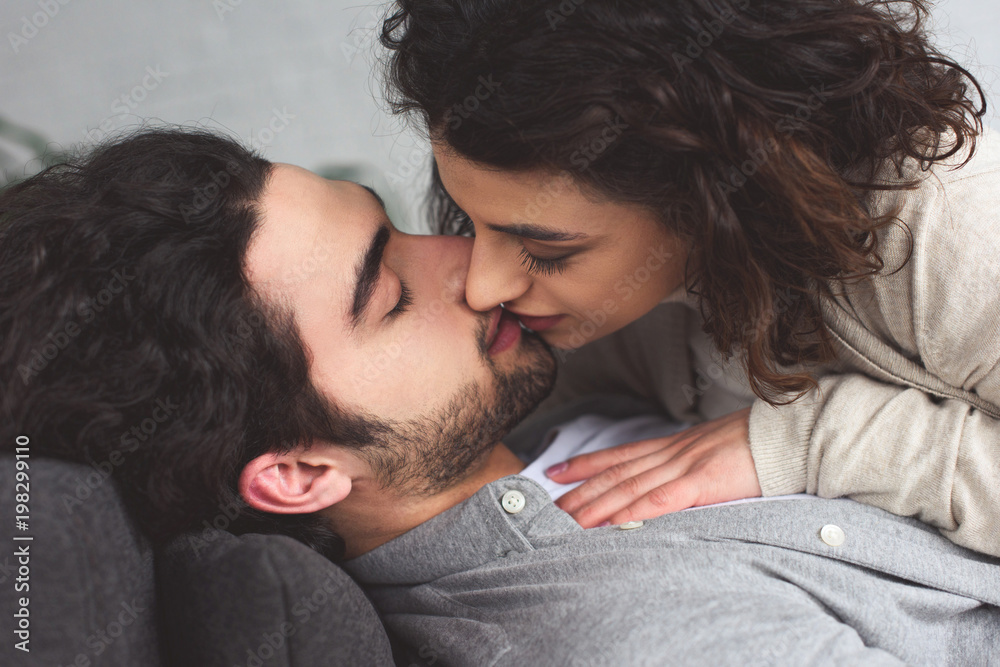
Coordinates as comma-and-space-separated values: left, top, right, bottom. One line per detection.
239, 448, 353, 514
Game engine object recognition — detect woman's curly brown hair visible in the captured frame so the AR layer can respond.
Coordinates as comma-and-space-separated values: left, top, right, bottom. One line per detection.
380, 0, 986, 404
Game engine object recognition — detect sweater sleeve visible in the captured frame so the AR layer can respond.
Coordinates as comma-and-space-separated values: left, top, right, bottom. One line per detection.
749, 139, 1000, 557
749, 375, 1000, 557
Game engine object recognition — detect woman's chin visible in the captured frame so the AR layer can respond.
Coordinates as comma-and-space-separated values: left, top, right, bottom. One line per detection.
538, 317, 629, 351
541, 327, 596, 351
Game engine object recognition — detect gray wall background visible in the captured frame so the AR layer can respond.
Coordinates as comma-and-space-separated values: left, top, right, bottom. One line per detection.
1, 0, 997, 232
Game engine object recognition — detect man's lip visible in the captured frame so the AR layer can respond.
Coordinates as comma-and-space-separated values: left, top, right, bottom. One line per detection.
485, 307, 503, 349
507, 310, 565, 332
488, 308, 522, 355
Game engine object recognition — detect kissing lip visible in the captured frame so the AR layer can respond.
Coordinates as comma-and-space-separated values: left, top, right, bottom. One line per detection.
487, 307, 523, 355
484, 306, 503, 349
506, 310, 565, 332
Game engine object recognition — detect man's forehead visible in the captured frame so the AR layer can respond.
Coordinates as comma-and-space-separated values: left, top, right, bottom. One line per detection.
247, 166, 374, 303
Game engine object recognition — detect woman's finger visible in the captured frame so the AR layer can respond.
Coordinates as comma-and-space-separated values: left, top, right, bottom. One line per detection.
544, 435, 682, 484
557, 458, 688, 526
602, 479, 701, 527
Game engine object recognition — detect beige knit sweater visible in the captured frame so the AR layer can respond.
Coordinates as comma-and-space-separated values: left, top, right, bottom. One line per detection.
538, 127, 1000, 557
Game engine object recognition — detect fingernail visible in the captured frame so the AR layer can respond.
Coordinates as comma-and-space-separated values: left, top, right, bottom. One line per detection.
596, 521, 611, 528
545, 462, 569, 477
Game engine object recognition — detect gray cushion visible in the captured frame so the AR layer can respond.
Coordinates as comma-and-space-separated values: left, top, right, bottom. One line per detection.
157, 528, 395, 667
0, 456, 162, 667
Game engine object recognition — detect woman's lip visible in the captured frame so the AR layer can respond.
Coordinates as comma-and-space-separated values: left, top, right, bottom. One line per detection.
507, 311, 565, 332
487, 309, 522, 355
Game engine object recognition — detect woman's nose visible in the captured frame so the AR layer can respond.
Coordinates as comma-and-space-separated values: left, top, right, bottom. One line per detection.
464, 238, 531, 312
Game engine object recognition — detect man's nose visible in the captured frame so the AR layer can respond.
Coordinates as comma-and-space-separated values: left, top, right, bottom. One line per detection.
414, 234, 474, 306
464, 238, 531, 312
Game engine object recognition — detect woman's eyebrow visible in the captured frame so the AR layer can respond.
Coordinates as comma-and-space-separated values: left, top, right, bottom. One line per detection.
486, 222, 586, 242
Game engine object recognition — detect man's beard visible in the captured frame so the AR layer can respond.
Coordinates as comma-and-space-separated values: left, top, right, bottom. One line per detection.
359, 323, 556, 496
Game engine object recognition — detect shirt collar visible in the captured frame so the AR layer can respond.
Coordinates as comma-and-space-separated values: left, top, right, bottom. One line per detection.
342, 474, 581, 585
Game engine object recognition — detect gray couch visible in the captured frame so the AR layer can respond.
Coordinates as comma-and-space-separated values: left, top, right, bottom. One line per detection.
0, 397, 653, 666
0, 456, 397, 667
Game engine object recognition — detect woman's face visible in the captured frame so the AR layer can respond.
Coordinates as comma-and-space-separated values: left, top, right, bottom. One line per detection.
434, 145, 689, 349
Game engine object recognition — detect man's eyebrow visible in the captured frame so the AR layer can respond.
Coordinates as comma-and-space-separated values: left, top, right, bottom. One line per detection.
485, 222, 586, 242
350, 224, 391, 329
356, 183, 386, 211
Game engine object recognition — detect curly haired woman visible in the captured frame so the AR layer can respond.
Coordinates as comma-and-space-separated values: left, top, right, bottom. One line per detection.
379, 0, 1000, 555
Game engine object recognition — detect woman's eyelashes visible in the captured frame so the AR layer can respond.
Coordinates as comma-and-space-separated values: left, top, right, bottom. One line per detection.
517, 244, 570, 276
388, 280, 414, 319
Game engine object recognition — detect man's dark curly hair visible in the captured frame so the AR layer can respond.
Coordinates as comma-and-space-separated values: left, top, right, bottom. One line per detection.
0, 128, 386, 561
380, 0, 987, 403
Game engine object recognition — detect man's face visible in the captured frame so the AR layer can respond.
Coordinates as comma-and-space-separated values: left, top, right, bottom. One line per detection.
245, 164, 555, 494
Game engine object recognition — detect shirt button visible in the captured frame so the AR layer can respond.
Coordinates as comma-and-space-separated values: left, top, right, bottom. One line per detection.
618, 520, 644, 530
501, 490, 526, 514
820, 524, 846, 547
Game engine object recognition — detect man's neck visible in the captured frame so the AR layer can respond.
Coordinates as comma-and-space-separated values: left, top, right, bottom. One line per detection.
329, 443, 525, 560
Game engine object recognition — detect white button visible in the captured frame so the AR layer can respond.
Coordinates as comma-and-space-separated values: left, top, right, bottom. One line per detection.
820, 524, 846, 547
501, 490, 526, 514
618, 520, 644, 530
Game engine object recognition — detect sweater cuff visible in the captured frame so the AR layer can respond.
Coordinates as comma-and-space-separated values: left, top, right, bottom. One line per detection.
748, 399, 815, 496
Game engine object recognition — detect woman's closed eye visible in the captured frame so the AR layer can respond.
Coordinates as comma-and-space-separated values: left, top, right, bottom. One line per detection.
517, 244, 571, 276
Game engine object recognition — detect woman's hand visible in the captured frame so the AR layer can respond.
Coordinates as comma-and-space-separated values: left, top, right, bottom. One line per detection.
547, 408, 762, 528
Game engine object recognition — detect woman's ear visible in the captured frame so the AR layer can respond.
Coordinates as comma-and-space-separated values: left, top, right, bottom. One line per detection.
239, 448, 353, 514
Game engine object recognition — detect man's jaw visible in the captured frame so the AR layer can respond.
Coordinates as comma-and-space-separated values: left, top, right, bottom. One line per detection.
335, 313, 556, 560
